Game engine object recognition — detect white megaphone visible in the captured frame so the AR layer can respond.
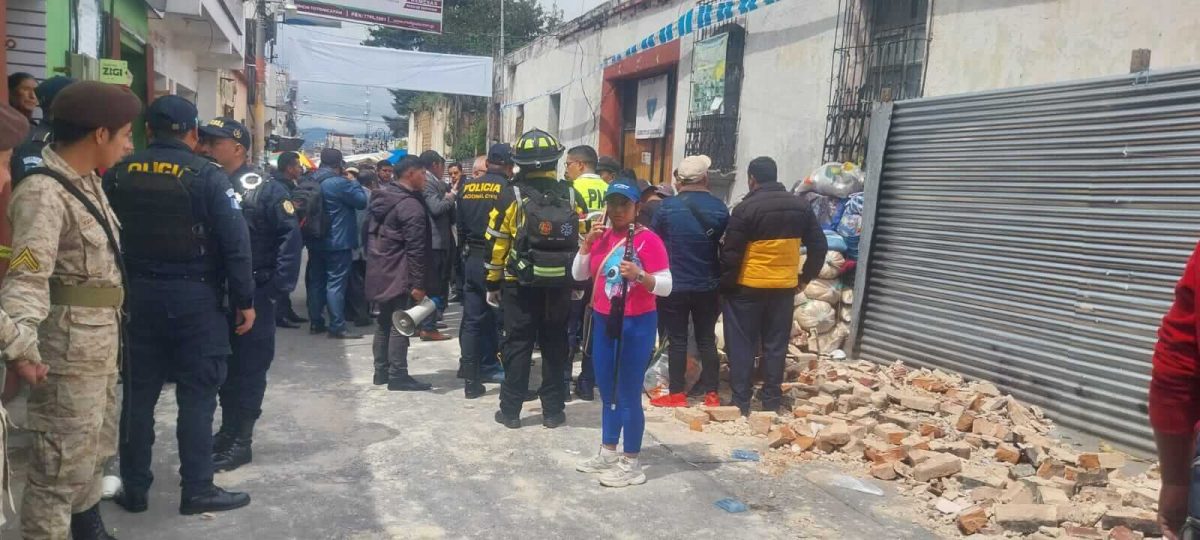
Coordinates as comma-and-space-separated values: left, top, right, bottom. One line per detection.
392, 297, 437, 337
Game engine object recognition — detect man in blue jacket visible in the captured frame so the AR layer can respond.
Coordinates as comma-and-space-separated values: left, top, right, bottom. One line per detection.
314, 148, 368, 339
650, 155, 730, 408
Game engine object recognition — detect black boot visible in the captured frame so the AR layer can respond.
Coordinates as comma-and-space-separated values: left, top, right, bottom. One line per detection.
180, 486, 251, 515
114, 489, 148, 513
212, 407, 239, 456
388, 374, 432, 391
373, 370, 389, 386
70, 504, 117, 540
213, 417, 256, 472
464, 380, 486, 399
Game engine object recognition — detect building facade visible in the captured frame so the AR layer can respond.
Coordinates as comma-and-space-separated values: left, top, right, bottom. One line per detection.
496, 0, 1200, 201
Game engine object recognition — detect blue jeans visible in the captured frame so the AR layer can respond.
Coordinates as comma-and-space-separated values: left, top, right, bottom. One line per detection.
305, 247, 328, 330
592, 311, 657, 454
324, 249, 353, 334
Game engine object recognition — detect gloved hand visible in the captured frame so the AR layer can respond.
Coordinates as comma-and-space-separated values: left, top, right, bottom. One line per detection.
486, 291, 501, 308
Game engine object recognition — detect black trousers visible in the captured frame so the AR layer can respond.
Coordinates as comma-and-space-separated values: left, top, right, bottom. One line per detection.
498, 285, 570, 417
345, 259, 370, 324
659, 289, 722, 395
459, 248, 498, 383
373, 297, 414, 379
722, 289, 792, 412
220, 284, 278, 420
564, 286, 594, 384
121, 279, 228, 498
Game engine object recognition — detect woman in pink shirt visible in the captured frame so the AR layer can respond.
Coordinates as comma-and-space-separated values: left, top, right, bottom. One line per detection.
572, 181, 672, 487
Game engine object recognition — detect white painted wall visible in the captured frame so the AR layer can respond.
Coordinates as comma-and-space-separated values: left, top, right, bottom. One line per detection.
149, 20, 200, 95
500, 0, 1200, 201
924, 0, 1200, 97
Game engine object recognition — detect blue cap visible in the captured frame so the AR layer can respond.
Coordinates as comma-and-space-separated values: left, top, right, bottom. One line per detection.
199, 116, 251, 148
605, 180, 641, 203
146, 95, 198, 132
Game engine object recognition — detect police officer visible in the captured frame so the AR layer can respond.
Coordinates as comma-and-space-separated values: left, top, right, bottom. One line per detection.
456, 143, 512, 398
107, 96, 254, 516
200, 118, 302, 472
272, 151, 310, 328
486, 129, 587, 429
1, 80, 140, 540
563, 145, 608, 401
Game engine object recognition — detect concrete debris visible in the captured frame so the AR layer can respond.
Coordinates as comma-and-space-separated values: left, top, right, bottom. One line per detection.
668, 358, 1163, 538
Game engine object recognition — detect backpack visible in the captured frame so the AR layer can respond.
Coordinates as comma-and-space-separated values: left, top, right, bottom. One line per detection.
295, 170, 332, 241
507, 183, 579, 287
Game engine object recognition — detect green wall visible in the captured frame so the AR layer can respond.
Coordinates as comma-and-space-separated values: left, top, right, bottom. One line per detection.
45, 0, 149, 78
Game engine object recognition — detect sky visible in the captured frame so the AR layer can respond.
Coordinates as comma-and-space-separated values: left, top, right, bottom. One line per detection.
283, 0, 608, 136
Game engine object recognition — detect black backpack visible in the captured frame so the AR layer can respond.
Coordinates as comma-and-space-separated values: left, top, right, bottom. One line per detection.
507, 183, 579, 287
295, 170, 331, 241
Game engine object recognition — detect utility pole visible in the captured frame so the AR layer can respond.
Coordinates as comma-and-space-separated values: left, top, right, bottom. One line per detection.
252, 0, 267, 165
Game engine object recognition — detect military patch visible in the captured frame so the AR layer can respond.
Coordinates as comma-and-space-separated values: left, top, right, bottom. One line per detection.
282, 200, 295, 215
226, 188, 242, 210
10, 247, 40, 273
538, 221, 552, 236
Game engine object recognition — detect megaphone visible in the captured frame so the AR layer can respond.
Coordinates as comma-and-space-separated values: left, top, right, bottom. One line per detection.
392, 297, 437, 337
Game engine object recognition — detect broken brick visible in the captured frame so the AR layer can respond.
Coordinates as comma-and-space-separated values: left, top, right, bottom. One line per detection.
901, 394, 941, 413
1098, 452, 1126, 470
905, 449, 939, 466
958, 464, 1009, 489
1010, 463, 1036, 479
994, 504, 1059, 533
929, 440, 974, 459
870, 462, 897, 480
748, 411, 774, 435
706, 406, 743, 422
768, 425, 797, 448
675, 408, 710, 427
1077, 453, 1102, 471
793, 434, 815, 452
1037, 460, 1066, 479
957, 505, 989, 535
912, 453, 961, 482
995, 444, 1021, 464
808, 395, 836, 414
1062, 526, 1104, 539
1100, 508, 1161, 536
873, 423, 908, 445
817, 422, 850, 447
863, 441, 907, 464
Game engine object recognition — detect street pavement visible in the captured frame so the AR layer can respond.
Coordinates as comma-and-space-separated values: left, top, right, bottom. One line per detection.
6, 302, 941, 539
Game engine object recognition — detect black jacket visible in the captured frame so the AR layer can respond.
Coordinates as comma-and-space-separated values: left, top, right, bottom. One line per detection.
456, 170, 506, 247
720, 182, 827, 291
365, 182, 433, 304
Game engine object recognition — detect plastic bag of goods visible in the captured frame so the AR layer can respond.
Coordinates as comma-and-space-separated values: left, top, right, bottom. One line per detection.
818, 251, 846, 279
841, 288, 854, 306
827, 164, 864, 199
840, 305, 852, 323
794, 291, 808, 307
804, 278, 841, 305
793, 299, 836, 333
803, 192, 846, 231
814, 323, 850, 355
824, 231, 848, 254
837, 193, 865, 259
643, 351, 670, 398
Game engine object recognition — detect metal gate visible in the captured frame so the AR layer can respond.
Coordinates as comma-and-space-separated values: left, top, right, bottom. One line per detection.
848, 67, 1200, 454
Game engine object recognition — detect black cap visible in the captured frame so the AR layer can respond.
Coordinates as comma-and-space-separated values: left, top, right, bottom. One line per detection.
487, 143, 513, 165
597, 156, 621, 174
36, 76, 75, 111
419, 149, 444, 167
637, 179, 653, 194
146, 95, 198, 133
199, 117, 250, 148
320, 148, 344, 168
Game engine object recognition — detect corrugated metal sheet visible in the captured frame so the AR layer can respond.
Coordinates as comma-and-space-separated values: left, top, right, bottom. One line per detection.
850, 68, 1200, 454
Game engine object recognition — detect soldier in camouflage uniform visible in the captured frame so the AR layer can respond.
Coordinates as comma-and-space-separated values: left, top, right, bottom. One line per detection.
0, 81, 140, 540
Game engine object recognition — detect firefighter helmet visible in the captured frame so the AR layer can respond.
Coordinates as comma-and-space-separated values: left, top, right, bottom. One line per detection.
511, 128, 564, 169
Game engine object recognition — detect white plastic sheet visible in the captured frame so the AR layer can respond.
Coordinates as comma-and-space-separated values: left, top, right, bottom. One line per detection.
283, 37, 494, 97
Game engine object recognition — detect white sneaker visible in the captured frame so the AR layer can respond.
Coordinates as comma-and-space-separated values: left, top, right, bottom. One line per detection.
576, 446, 620, 473
599, 456, 646, 487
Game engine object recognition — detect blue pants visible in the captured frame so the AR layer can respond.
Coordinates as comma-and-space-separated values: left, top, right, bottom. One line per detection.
305, 247, 328, 330
220, 284, 278, 420
120, 279, 229, 497
324, 249, 353, 334
592, 311, 657, 454
459, 248, 498, 381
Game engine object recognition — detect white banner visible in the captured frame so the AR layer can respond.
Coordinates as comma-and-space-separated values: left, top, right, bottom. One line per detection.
635, 74, 669, 139
283, 37, 493, 97
293, 0, 443, 34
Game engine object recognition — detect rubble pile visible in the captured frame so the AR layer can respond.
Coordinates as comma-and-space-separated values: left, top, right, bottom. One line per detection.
671, 359, 1164, 538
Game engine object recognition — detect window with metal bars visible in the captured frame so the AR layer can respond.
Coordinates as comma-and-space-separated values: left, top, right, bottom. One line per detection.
822, 0, 931, 165
684, 23, 745, 173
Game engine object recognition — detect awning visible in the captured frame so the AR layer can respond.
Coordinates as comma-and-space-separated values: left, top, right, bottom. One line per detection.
280, 36, 493, 98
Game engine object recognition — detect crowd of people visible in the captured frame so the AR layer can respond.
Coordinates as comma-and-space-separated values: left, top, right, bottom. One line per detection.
0, 74, 832, 538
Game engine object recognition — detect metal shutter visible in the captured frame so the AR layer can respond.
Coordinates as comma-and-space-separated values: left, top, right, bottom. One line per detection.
849, 67, 1200, 454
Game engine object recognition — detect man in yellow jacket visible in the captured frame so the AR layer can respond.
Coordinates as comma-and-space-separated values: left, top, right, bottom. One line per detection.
720, 156, 827, 417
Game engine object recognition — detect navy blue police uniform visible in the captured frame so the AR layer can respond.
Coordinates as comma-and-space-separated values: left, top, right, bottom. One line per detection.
455, 144, 510, 395
104, 97, 254, 507
211, 151, 302, 470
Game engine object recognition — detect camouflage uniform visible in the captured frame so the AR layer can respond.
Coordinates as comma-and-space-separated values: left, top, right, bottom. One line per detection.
1, 146, 122, 539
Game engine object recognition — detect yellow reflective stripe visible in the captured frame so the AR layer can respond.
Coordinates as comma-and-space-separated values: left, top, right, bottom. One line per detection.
486, 228, 509, 239
533, 266, 566, 277
0, 245, 11, 260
